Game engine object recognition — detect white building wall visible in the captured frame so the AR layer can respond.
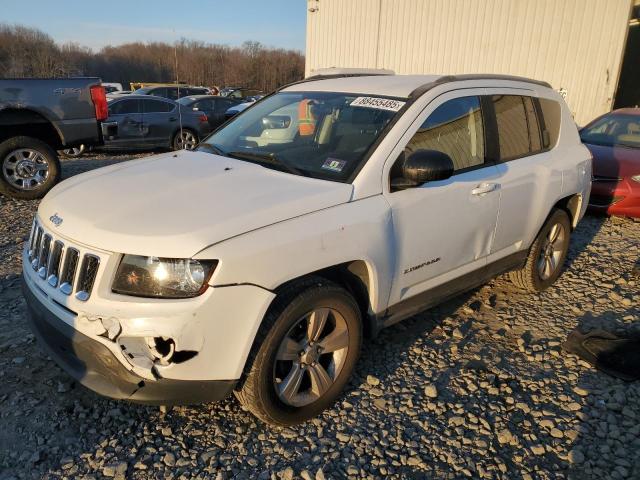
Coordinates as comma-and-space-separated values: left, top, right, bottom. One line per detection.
305, 0, 633, 125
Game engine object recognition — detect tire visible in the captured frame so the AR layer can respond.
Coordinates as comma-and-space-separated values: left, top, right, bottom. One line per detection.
172, 129, 198, 151
0, 136, 61, 200
58, 144, 86, 158
235, 277, 362, 426
509, 208, 571, 292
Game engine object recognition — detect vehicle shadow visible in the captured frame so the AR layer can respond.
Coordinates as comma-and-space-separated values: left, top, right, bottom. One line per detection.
564, 308, 640, 479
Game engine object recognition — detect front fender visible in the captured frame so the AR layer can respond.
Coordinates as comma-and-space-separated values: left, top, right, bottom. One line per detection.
195, 195, 394, 314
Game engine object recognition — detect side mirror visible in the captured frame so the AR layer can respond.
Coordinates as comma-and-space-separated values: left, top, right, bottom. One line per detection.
398, 149, 454, 189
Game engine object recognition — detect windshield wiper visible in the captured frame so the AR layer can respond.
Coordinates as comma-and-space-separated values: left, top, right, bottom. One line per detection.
226, 151, 303, 176
197, 143, 226, 156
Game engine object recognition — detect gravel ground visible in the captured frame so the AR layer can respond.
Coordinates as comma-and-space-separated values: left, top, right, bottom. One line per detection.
0, 152, 639, 480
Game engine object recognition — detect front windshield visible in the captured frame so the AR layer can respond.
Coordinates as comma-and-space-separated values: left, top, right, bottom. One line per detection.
198, 91, 405, 182
580, 114, 640, 149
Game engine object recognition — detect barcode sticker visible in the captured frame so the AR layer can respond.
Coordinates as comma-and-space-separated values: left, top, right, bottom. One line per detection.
350, 97, 406, 112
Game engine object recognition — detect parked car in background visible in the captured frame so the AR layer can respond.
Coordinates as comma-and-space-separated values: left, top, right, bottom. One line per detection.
102, 82, 123, 94
580, 108, 640, 217
224, 101, 254, 121
220, 87, 265, 100
177, 95, 242, 130
100, 95, 211, 151
24, 71, 591, 426
106, 91, 133, 98
135, 85, 210, 101
0, 78, 107, 199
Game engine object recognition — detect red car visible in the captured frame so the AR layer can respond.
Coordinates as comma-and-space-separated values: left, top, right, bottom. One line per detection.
580, 108, 640, 218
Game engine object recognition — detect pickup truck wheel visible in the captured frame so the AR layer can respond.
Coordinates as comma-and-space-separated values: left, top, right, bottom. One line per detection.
0, 136, 60, 200
509, 208, 571, 292
172, 129, 198, 150
235, 279, 362, 426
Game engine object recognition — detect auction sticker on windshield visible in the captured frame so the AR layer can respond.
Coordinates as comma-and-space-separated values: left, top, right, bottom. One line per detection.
350, 97, 406, 112
322, 157, 347, 173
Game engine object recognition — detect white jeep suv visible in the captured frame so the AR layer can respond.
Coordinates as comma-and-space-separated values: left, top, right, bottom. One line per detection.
23, 71, 592, 426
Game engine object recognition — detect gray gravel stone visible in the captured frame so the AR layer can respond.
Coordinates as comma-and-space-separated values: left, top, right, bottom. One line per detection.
0, 153, 638, 480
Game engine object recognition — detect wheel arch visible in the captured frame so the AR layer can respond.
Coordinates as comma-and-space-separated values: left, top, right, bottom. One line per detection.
272, 260, 378, 338
0, 108, 64, 149
553, 193, 582, 229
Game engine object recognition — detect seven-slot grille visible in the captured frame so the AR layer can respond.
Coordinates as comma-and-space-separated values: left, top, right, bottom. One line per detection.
27, 220, 100, 301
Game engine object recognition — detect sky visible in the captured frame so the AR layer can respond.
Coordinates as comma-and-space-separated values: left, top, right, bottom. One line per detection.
0, 0, 307, 51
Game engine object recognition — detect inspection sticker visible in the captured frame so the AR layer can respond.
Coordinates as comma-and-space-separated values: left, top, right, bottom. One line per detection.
350, 96, 406, 112
322, 157, 347, 173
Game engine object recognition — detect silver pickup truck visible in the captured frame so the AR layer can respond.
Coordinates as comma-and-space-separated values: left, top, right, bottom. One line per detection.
0, 78, 107, 199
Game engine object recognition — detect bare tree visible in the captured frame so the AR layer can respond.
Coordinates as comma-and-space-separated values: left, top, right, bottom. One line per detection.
0, 23, 305, 91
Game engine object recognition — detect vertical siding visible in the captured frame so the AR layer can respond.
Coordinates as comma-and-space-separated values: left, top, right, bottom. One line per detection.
306, 0, 633, 125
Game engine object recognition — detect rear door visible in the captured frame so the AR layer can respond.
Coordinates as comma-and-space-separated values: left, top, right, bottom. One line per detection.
484, 92, 563, 263
139, 98, 178, 147
104, 98, 144, 147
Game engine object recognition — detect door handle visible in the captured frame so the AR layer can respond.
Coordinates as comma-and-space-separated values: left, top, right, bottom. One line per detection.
169, 117, 177, 122
471, 183, 498, 196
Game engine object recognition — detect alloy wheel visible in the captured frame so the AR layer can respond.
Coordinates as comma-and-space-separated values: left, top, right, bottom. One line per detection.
176, 130, 197, 150
273, 307, 350, 407
538, 222, 566, 280
2, 149, 50, 190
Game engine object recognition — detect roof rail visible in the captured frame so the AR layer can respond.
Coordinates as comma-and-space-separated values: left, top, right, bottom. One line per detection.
306, 68, 395, 78
277, 68, 395, 92
409, 73, 552, 99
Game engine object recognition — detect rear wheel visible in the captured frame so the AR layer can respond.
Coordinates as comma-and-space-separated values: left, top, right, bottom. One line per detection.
0, 136, 60, 200
172, 129, 198, 150
509, 208, 571, 291
235, 279, 362, 426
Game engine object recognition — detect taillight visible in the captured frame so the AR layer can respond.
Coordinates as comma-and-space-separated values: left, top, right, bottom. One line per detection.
90, 85, 108, 121
199, 114, 208, 123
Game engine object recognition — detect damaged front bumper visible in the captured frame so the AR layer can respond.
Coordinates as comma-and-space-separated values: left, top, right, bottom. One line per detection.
23, 278, 236, 405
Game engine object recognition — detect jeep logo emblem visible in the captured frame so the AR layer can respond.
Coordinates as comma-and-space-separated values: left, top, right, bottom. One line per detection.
49, 213, 63, 227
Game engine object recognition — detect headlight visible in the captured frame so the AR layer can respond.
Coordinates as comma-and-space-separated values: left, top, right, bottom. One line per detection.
631, 175, 640, 184
112, 255, 217, 298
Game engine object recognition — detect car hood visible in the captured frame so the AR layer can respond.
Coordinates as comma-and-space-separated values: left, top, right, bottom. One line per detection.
585, 143, 640, 178
38, 150, 353, 257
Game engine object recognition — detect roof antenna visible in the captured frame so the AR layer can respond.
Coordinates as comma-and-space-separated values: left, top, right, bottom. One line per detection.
173, 33, 185, 149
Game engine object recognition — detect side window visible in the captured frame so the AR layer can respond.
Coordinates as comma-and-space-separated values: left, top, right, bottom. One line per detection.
523, 96, 542, 151
109, 99, 141, 115
405, 96, 485, 172
148, 88, 167, 98
141, 99, 174, 113
165, 88, 179, 100
197, 100, 214, 111
214, 99, 233, 113
538, 98, 561, 148
491, 95, 550, 160
491, 95, 530, 160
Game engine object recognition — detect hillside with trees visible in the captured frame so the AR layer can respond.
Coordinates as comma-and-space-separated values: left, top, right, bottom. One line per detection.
0, 24, 305, 91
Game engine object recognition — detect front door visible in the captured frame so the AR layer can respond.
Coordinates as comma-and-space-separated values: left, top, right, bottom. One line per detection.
104, 98, 144, 148
386, 93, 501, 307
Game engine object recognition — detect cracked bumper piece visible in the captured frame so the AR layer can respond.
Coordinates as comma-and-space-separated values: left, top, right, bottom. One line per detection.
23, 279, 236, 405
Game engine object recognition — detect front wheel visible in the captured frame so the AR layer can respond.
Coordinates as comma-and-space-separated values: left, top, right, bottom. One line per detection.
509, 208, 571, 291
0, 136, 61, 200
235, 279, 362, 426
172, 129, 198, 151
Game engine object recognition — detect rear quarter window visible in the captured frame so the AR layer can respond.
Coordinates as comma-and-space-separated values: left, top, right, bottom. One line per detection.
538, 98, 561, 149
